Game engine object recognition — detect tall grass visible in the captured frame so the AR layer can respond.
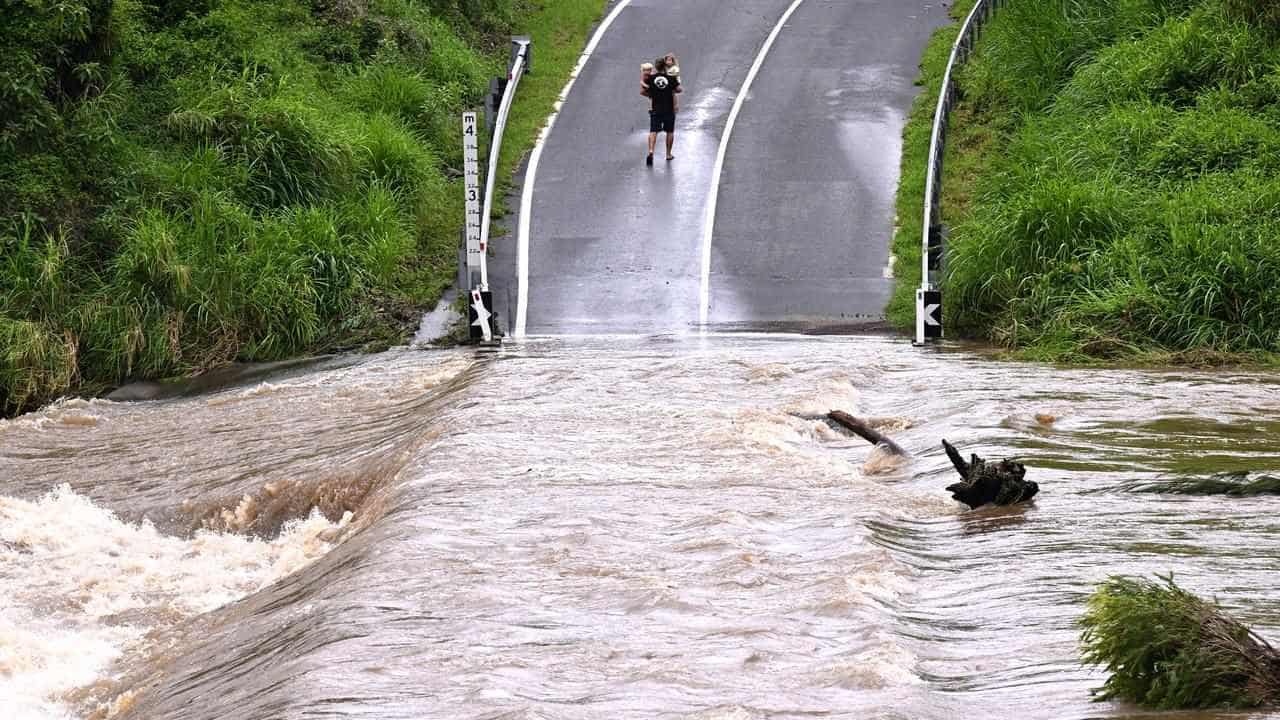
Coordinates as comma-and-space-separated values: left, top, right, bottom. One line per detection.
0, 0, 543, 415
892, 0, 1280, 362
1224, 0, 1280, 32
1081, 574, 1280, 709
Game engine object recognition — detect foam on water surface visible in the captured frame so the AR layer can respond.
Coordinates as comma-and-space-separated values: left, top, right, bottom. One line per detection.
0, 485, 348, 719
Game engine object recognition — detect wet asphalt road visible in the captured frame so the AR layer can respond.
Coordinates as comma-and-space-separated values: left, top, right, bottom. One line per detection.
493, 0, 950, 335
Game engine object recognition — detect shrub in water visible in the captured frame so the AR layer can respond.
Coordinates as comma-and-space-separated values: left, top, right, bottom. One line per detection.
1081, 574, 1280, 709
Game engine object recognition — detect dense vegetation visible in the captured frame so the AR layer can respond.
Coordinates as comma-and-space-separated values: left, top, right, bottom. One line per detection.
1, 0, 615, 416
1081, 574, 1280, 709
890, 0, 1280, 363
0, 0, 508, 414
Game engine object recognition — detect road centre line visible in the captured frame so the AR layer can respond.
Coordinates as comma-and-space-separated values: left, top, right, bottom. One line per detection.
515, 0, 635, 338
699, 0, 808, 327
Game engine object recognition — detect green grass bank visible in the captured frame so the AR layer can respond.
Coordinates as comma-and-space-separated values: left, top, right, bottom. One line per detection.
890, 0, 1280, 364
0, 0, 608, 416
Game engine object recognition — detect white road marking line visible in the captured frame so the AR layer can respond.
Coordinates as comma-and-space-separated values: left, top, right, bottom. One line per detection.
515, 0, 634, 338
699, 0, 808, 327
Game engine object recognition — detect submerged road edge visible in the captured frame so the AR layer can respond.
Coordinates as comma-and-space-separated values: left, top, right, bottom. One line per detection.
516, 0, 635, 338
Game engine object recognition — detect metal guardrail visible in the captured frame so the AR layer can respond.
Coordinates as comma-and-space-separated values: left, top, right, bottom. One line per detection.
462, 36, 531, 342
915, 0, 1007, 345
478, 37, 531, 291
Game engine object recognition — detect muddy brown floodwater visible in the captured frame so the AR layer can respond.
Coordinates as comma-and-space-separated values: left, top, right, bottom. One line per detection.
2, 335, 1278, 719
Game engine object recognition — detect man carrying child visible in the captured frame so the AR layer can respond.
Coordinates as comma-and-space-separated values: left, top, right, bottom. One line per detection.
641, 53, 681, 166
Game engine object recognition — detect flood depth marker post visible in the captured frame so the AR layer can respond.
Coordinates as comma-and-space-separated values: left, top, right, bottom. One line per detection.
462, 111, 491, 342
463, 36, 531, 343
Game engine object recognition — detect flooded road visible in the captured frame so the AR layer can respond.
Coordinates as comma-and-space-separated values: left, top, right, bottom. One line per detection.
3, 335, 1279, 719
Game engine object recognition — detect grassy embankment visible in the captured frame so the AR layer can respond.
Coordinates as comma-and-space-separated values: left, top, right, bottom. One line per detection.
889, 0, 1280, 364
0, 0, 608, 417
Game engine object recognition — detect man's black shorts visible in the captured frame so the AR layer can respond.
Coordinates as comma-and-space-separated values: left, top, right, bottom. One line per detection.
649, 110, 676, 133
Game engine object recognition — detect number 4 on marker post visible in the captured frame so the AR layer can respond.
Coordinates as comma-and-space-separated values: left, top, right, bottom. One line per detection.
462, 112, 483, 269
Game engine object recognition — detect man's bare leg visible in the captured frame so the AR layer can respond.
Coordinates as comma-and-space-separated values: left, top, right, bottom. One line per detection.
665, 132, 675, 160
647, 132, 657, 165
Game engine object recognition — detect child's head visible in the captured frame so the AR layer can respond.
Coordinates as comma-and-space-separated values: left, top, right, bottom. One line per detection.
641, 62, 655, 73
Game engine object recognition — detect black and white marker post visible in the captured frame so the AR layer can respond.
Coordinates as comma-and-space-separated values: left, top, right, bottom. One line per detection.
916, 140, 945, 345
915, 224, 942, 343
465, 36, 531, 344
461, 111, 492, 342
916, 286, 942, 343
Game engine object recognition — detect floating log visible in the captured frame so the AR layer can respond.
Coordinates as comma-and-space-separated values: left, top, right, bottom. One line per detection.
942, 439, 1038, 509
826, 411, 907, 456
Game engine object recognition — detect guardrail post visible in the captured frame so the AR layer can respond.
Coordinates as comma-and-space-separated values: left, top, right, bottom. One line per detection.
485, 78, 504, 135
511, 35, 532, 75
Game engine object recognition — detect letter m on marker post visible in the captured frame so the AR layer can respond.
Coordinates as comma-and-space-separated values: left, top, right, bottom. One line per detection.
462, 112, 483, 289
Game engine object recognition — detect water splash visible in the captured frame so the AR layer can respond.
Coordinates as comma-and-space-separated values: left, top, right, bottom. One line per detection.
0, 485, 348, 719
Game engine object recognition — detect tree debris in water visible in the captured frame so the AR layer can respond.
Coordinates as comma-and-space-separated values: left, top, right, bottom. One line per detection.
942, 439, 1039, 509
1080, 574, 1280, 709
826, 411, 907, 456
824, 412, 1039, 508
